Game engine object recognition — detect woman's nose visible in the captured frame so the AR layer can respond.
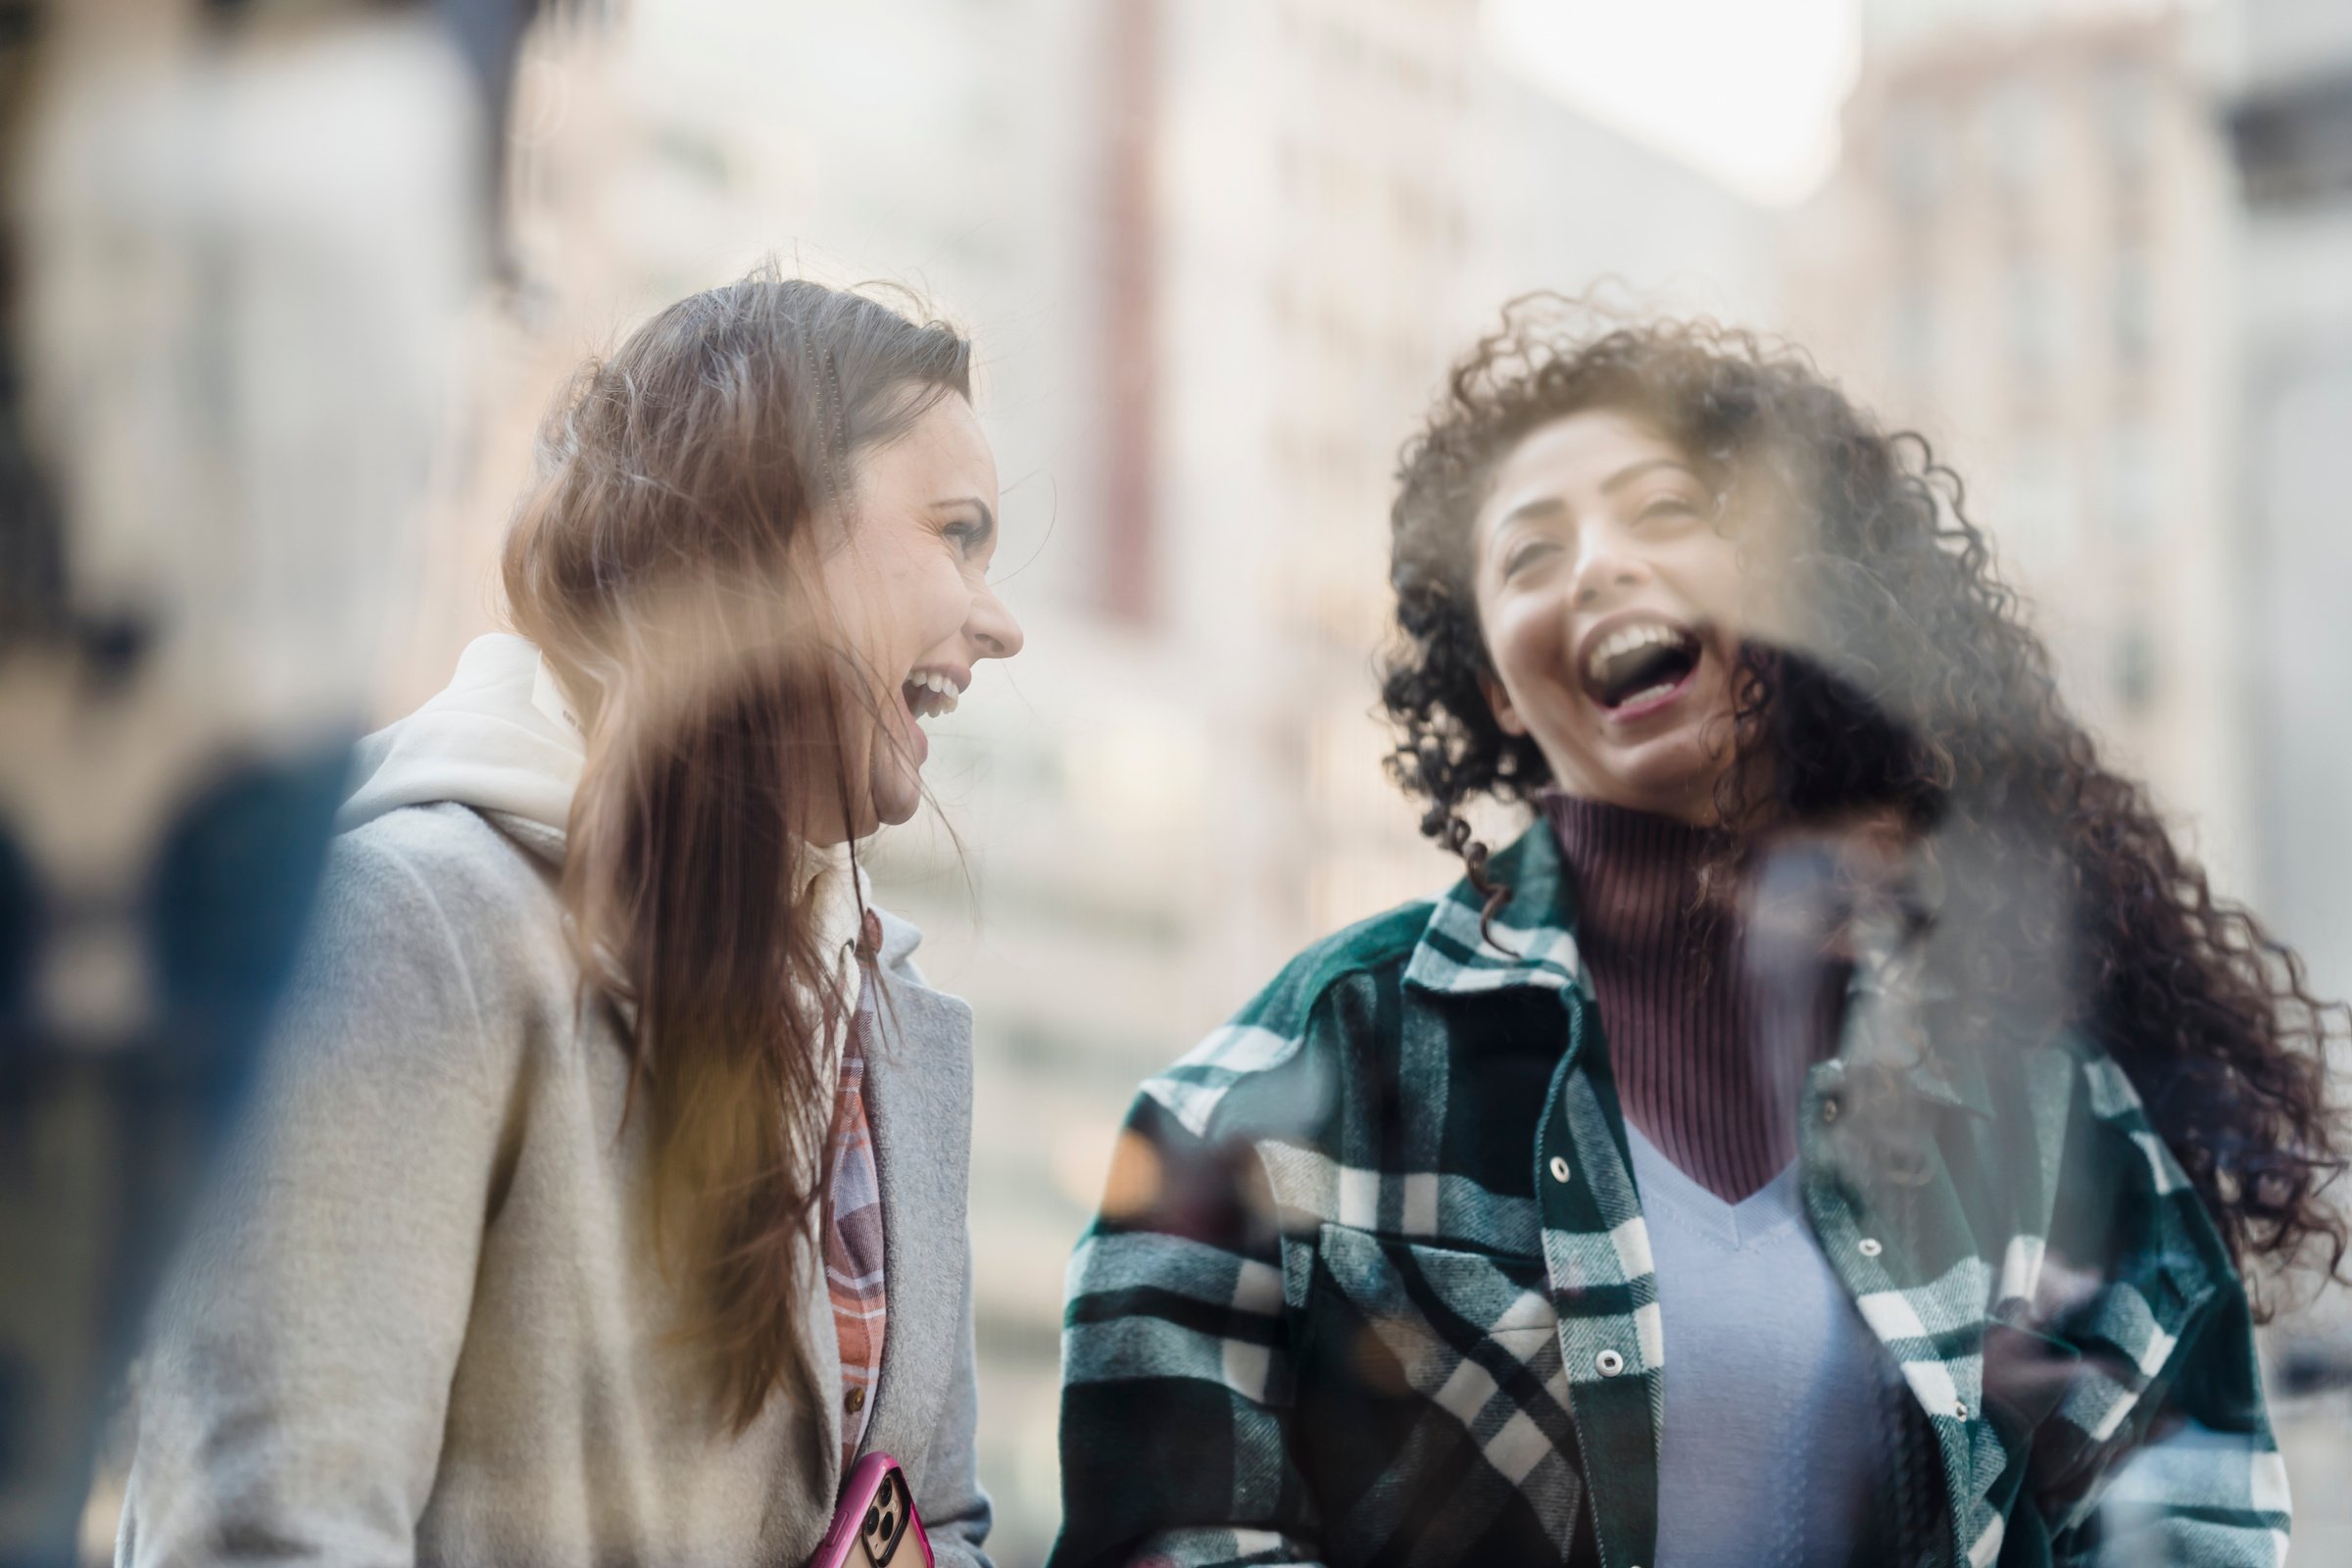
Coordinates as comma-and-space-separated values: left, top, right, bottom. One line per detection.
1571, 550, 1648, 611
969, 583, 1024, 660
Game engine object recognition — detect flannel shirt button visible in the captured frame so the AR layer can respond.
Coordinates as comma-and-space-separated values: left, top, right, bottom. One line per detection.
1822, 1096, 1841, 1124
1857, 1237, 1883, 1257
845, 1387, 866, 1414
1548, 1155, 1573, 1183
1953, 1400, 1969, 1420
1594, 1348, 1625, 1376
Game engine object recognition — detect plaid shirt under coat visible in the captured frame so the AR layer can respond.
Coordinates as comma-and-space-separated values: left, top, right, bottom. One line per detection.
1051, 824, 2287, 1568
826, 931, 889, 1475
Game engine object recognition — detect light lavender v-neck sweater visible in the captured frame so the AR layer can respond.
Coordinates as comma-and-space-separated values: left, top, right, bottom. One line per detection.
1627, 1124, 1894, 1568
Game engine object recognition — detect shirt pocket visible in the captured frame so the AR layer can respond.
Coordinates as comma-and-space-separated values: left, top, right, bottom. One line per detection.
2002, 1247, 2221, 1528
1299, 1224, 1584, 1562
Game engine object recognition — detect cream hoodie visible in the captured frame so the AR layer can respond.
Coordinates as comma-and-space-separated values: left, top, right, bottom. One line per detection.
338, 633, 587, 839
336, 633, 866, 1020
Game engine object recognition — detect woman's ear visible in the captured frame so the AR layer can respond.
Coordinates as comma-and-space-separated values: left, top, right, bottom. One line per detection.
1478, 670, 1529, 737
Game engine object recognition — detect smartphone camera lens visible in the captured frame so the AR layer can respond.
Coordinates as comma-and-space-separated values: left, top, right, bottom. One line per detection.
863, 1507, 880, 1536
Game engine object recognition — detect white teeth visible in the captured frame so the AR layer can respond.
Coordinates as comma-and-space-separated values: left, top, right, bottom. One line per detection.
903, 670, 961, 719
1620, 683, 1678, 709
1584, 621, 1690, 685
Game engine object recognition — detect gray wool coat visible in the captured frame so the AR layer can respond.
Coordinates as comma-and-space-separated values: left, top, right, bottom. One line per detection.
118, 802, 992, 1568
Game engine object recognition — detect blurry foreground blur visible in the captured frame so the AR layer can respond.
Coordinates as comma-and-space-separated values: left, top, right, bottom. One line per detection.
1, 2, 509, 1559
6, 1, 2350, 1565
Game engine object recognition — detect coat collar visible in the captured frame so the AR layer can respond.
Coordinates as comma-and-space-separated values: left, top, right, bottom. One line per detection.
1402, 820, 1995, 1119
1399, 823, 1586, 998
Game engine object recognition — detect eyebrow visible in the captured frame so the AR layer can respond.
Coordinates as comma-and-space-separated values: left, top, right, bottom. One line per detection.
1599, 457, 1703, 495
1494, 495, 1568, 532
1490, 457, 1705, 534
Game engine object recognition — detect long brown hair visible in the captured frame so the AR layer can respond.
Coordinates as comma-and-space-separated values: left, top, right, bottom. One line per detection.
502, 269, 971, 1431
1380, 298, 2348, 1300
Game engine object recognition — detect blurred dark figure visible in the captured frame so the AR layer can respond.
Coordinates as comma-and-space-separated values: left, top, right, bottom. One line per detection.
0, 3, 549, 1560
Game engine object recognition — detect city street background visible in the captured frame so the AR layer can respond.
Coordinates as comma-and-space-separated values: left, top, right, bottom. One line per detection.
86, 0, 2352, 1562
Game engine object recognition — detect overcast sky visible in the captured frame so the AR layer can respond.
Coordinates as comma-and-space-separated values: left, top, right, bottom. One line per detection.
1483, 0, 1863, 206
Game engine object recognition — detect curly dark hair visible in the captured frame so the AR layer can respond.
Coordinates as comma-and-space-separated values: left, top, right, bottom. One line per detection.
1379, 295, 2348, 1297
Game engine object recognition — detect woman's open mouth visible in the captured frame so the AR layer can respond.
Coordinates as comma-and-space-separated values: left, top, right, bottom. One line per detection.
1579, 616, 1703, 721
903, 667, 962, 720
895, 665, 968, 766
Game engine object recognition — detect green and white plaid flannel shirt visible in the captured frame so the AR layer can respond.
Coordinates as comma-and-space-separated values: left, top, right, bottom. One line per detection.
1052, 824, 2288, 1568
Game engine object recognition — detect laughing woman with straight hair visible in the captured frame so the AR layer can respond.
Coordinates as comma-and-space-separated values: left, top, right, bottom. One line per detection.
120, 270, 1022, 1568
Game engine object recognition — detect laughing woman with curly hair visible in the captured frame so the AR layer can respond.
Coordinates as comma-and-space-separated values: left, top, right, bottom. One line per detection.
1051, 300, 2347, 1568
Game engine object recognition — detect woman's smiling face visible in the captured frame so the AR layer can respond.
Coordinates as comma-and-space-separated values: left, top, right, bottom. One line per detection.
814, 391, 1023, 841
1471, 408, 1749, 823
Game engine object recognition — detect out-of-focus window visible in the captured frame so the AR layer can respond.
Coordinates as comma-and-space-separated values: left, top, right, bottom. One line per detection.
2112, 243, 2155, 371
1890, 285, 1937, 388
1981, 78, 2040, 204
2005, 437, 2079, 574
2005, 260, 2061, 379
2113, 614, 2161, 714
2105, 417, 2162, 551
1886, 101, 1944, 219
2098, 58, 2157, 180
1316, 11, 1366, 73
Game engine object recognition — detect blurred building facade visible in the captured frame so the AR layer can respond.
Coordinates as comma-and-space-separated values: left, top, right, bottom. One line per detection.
1784, 0, 2252, 896
2225, 1, 2352, 1554
1784, 0, 2352, 1553
399, 2, 1771, 1559
2228, 0, 2352, 1015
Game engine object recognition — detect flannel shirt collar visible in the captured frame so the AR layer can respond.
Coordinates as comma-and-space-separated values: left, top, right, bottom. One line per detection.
1399, 823, 1585, 998
1404, 820, 1997, 1119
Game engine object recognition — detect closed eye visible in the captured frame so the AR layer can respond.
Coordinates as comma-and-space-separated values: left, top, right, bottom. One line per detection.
944, 514, 995, 562
1502, 539, 1559, 578
936, 497, 997, 560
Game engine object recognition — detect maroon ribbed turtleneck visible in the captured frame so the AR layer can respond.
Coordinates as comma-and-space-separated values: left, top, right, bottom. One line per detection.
1541, 793, 1851, 1203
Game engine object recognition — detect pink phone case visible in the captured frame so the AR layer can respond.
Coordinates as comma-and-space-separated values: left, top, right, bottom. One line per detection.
810, 1452, 932, 1568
